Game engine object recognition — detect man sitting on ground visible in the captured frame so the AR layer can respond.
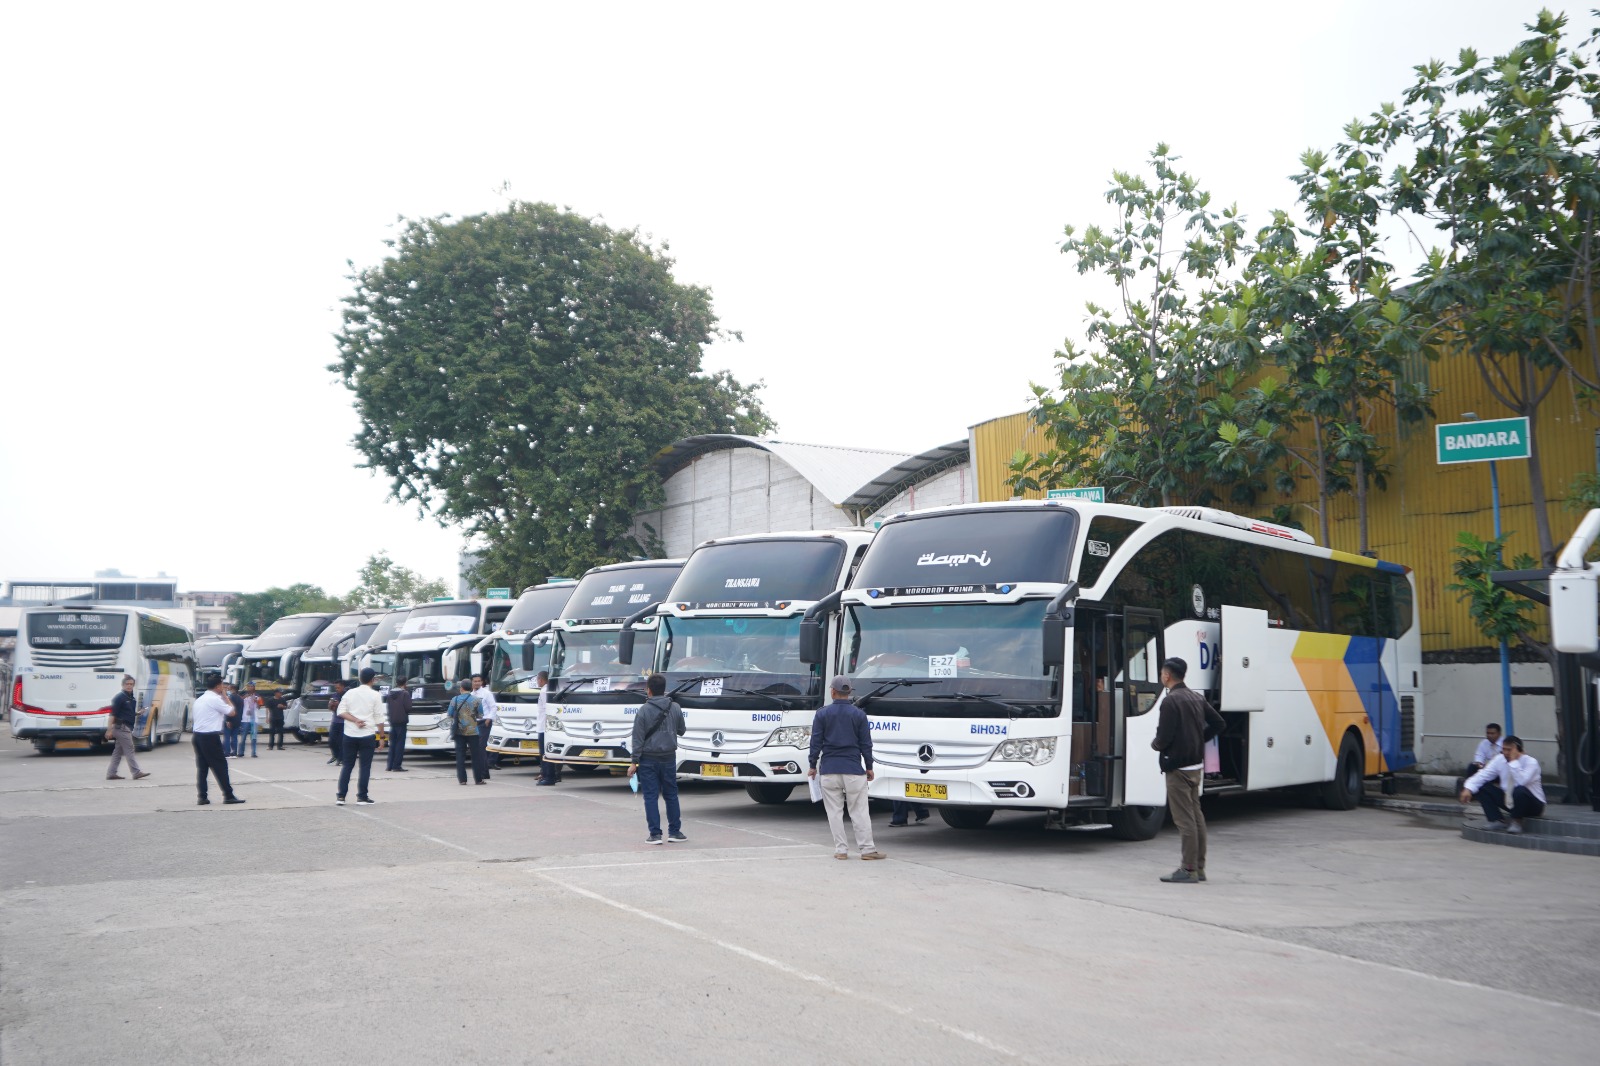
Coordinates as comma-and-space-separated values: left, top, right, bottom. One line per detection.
1460, 735, 1545, 834
1469, 722, 1503, 773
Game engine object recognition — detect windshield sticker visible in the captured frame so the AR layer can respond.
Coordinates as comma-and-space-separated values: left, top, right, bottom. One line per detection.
876, 584, 1006, 597
700, 678, 724, 697
628, 594, 652, 604
917, 551, 991, 568
724, 578, 760, 588
1087, 540, 1111, 558
928, 654, 958, 678
1191, 585, 1206, 618
591, 595, 615, 606
592, 677, 612, 692
401, 614, 476, 636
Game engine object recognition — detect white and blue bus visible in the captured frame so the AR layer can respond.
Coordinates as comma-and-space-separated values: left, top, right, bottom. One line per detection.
10, 606, 196, 753
816, 500, 1421, 837
620, 529, 875, 803
482, 581, 578, 762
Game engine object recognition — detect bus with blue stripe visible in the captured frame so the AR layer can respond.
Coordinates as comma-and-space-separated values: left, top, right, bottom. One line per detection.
811, 500, 1421, 838
10, 606, 196, 753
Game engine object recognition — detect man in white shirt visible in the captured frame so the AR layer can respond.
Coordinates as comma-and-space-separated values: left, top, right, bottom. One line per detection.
534, 670, 558, 785
1460, 735, 1546, 833
335, 668, 384, 805
191, 674, 244, 806
472, 673, 499, 773
1469, 723, 1503, 773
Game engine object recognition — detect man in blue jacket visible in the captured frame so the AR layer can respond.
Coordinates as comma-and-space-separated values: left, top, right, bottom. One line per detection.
808, 676, 885, 861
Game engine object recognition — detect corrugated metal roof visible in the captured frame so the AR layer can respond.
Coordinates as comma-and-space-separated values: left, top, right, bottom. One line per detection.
843, 440, 971, 511
651, 434, 969, 508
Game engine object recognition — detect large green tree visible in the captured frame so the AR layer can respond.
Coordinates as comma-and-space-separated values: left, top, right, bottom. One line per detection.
227, 584, 343, 635
344, 552, 448, 609
333, 203, 771, 589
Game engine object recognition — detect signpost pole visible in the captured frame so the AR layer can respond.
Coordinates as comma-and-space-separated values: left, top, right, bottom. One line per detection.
1490, 459, 1515, 736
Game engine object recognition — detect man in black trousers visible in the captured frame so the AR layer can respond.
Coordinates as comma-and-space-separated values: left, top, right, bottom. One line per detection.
326, 679, 347, 765
191, 673, 244, 806
384, 683, 412, 772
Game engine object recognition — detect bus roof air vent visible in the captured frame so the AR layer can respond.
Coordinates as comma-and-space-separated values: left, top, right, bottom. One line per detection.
1156, 506, 1316, 545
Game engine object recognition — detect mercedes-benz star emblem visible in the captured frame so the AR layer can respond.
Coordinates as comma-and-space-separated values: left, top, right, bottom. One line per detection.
917, 744, 935, 763
592, 721, 603, 737
711, 731, 726, 748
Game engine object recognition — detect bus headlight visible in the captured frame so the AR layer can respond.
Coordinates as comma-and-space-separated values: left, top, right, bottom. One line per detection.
766, 726, 810, 748
994, 737, 1057, 766
546, 717, 564, 734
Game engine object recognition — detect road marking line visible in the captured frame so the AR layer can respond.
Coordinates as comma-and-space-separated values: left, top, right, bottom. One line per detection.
537, 848, 818, 872
537, 872, 1025, 1060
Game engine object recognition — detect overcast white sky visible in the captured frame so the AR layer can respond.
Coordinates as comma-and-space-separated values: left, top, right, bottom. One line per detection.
0, 0, 1535, 596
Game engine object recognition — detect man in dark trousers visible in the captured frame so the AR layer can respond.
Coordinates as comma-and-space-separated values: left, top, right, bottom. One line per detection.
384, 683, 412, 772
627, 673, 686, 844
264, 689, 288, 750
326, 679, 348, 765
808, 676, 885, 860
103, 674, 150, 781
534, 671, 559, 785
191, 673, 244, 806
223, 682, 245, 757
1151, 657, 1224, 883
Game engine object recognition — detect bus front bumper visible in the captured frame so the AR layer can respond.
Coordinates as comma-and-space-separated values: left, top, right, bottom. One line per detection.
676, 744, 808, 784
541, 739, 632, 768
868, 764, 1063, 807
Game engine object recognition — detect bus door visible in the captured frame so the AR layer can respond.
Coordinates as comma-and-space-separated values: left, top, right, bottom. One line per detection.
1117, 608, 1167, 807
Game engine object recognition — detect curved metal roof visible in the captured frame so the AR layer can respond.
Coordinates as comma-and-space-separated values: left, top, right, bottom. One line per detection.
650, 434, 968, 511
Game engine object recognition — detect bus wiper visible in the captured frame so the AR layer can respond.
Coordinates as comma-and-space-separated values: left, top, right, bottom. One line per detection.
669, 674, 731, 698
921, 691, 1013, 715
856, 678, 940, 707
554, 677, 598, 699
720, 686, 803, 708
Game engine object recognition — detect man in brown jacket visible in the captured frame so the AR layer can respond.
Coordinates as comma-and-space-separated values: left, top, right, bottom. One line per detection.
1151, 656, 1225, 884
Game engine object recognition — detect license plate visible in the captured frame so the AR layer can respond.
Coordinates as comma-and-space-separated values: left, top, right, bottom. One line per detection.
62, 717, 82, 727
905, 782, 947, 800
701, 763, 734, 777
57, 740, 91, 750
316, 727, 328, 734
411, 737, 427, 746
519, 740, 539, 750
580, 748, 609, 758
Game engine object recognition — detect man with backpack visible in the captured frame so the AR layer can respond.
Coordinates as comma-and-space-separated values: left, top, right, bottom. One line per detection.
447, 680, 488, 785
628, 673, 686, 844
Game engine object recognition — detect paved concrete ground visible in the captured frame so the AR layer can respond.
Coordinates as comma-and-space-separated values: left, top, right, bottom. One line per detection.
2, 733, 1597, 1065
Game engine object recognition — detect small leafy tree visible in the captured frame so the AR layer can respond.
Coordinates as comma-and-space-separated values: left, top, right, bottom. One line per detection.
1447, 531, 1547, 658
227, 584, 344, 635
344, 552, 448, 609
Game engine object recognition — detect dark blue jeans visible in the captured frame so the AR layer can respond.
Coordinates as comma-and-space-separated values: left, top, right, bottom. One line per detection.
889, 800, 930, 824
223, 723, 241, 756
638, 756, 680, 836
337, 734, 376, 800
1478, 782, 1545, 821
386, 721, 407, 770
538, 732, 558, 783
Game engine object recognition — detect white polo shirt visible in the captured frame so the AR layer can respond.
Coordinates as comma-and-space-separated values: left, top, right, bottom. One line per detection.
193, 690, 232, 733
1472, 737, 1503, 766
338, 684, 384, 739
535, 686, 550, 733
1465, 752, 1546, 804
476, 687, 498, 723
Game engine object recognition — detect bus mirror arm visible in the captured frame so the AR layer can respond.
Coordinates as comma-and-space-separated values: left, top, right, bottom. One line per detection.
1041, 581, 1080, 669
616, 602, 661, 666
799, 591, 844, 665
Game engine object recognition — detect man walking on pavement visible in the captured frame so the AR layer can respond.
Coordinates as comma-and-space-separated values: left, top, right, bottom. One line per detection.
534, 670, 559, 785
335, 668, 382, 806
628, 673, 686, 844
264, 689, 287, 750
1151, 657, 1224, 883
239, 682, 261, 757
223, 682, 244, 757
808, 676, 885, 861
104, 674, 151, 781
472, 673, 498, 772
192, 673, 244, 806
384, 683, 412, 772
326, 679, 347, 765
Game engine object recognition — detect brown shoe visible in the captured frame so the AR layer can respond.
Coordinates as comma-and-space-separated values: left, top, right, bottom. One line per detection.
860, 851, 887, 860
833, 853, 850, 861
106, 775, 125, 781
133, 772, 151, 780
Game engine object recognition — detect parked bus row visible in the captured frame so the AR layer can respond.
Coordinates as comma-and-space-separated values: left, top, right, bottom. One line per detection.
9, 499, 1425, 837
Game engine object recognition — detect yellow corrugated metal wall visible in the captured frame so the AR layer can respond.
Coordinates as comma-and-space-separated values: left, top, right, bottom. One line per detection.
969, 361, 1599, 652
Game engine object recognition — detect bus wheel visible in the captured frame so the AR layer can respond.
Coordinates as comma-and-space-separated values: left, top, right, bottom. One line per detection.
744, 783, 795, 805
136, 717, 157, 753
1320, 733, 1364, 811
33, 740, 55, 753
1108, 805, 1166, 841
295, 731, 318, 745
937, 806, 994, 830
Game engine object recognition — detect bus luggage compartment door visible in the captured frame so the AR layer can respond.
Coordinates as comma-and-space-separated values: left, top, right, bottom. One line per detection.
1219, 606, 1267, 712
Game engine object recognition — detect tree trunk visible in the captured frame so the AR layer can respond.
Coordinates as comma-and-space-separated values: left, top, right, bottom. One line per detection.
1355, 455, 1369, 555
1313, 418, 1332, 547
1521, 360, 1555, 565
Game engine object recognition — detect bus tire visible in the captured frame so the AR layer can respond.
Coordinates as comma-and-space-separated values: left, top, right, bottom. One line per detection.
1320, 732, 1364, 811
937, 806, 994, 830
296, 731, 318, 745
136, 716, 157, 753
1108, 804, 1167, 840
744, 783, 795, 805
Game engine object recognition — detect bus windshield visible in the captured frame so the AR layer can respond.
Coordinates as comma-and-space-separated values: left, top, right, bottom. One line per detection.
27, 612, 128, 648
196, 642, 244, 668
401, 603, 481, 637
661, 616, 817, 700
564, 566, 681, 623
671, 540, 845, 607
489, 636, 551, 697
842, 601, 1056, 716
365, 610, 410, 649
551, 630, 653, 701
503, 586, 574, 632
395, 650, 444, 687
308, 614, 371, 656
251, 616, 330, 652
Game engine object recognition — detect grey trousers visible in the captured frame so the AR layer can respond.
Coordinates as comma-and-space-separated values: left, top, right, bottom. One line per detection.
1165, 768, 1205, 871
820, 773, 875, 854
107, 724, 142, 777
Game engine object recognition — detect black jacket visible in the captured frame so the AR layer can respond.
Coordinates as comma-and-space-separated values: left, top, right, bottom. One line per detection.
1151, 683, 1224, 772
630, 696, 685, 759
385, 687, 413, 727
110, 690, 138, 728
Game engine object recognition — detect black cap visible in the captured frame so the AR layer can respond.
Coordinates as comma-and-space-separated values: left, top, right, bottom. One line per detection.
1161, 657, 1188, 679
359, 667, 377, 685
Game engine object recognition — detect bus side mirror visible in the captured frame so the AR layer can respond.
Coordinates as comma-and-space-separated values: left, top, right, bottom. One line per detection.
617, 628, 636, 666
798, 619, 824, 665
1042, 615, 1067, 668
521, 640, 536, 671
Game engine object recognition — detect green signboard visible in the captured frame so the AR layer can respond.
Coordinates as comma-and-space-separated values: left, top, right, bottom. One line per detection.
1436, 417, 1531, 465
1046, 486, 1106, 503
485, 587, 512, 599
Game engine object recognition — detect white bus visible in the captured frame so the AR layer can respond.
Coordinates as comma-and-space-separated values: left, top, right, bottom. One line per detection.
820, 500, 1421, 837
540, 560, 684, 771
195, 636, 253, 694
348, 607, 411, 686
390, 599, 516, 757
10, 606, 196, 753
482, 582, 577, 762
619, 530, 875, 803
293, 609, 390, 741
